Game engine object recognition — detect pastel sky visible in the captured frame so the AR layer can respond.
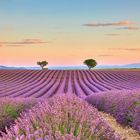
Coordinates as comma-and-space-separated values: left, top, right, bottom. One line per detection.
0, 0, 140, 66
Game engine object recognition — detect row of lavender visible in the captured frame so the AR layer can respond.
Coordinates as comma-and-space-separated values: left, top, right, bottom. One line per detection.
0, 70, 140, 98
1, 95, 124, 140
85, 89, 140, 133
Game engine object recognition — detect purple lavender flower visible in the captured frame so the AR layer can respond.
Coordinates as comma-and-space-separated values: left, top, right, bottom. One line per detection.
85, 89, 140, 133
1, 95, 122, 140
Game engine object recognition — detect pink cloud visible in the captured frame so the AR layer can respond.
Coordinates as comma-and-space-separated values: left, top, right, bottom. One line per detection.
6, 45, 25, 47
105, 33, 120, 36
117, 26, 139, 30
0, 39, 49, 45
97, 54, 113, 57
109, 48, 140, 51
83, 20, 133, 27
122, 48, 140, 51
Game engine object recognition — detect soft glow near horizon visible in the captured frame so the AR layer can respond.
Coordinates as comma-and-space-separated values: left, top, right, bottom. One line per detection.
0, 0, 140, 66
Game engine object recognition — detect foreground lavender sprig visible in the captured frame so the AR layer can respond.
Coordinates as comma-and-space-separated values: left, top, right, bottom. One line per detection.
85, 89, 140, 133
0, 98, 36, 135
2, 95, 122, 140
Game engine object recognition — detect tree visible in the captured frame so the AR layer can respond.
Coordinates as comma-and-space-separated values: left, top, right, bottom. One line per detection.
37, 61, 48, 70
83, 59, 97, 70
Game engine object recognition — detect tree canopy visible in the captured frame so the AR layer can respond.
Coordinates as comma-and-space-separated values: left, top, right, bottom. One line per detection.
37, 61, 48, 70
83, 59, 97, 70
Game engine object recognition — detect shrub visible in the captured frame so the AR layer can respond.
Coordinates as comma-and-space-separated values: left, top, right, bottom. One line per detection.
1, 95, 122, 140
0, 98, 36, 135
85, 89, 140, 132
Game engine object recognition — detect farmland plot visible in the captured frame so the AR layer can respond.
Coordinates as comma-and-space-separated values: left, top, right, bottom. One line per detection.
0, 70, 140, 98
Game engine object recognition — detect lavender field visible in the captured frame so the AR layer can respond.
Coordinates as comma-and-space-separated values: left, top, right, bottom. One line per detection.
0, 70, 140, 98
0, 69, 140, 139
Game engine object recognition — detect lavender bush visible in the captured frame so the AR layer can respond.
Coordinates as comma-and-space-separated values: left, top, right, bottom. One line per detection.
0, 98, 36, 135
1, 95, 123, 140
85, 89, 140, 133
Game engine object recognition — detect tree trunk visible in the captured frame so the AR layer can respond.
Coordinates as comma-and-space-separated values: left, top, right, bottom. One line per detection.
88, 66, 91, 70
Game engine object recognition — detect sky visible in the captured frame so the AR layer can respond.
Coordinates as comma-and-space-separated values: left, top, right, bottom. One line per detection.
0, 0, 140, 66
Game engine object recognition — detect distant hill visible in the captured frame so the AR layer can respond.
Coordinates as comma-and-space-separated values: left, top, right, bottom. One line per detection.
0, 63, 140, 70
49, 63, 140, 69
48, 66, 87, 70
121, 63, 140, 68
0, 66, 40, 70
96, 63, 140, 69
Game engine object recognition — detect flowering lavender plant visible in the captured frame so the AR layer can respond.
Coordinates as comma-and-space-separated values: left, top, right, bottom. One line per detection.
85, 89, 140, 133
1, 95, 122, 140
0, 98, 36, 135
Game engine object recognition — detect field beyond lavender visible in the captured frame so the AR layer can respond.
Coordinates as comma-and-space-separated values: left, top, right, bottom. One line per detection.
0, 69, 140, 139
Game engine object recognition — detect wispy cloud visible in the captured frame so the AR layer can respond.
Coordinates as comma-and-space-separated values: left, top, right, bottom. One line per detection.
97, 54, 113, 57
105, 33, 120, 36
117, 26, 139, 30
0, 39, 50, 47
6, 45, 25, 47
83, 20, 133, 27
124, 48, 140, 51
109, 48, 140, 51
0, 39, 49, 45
